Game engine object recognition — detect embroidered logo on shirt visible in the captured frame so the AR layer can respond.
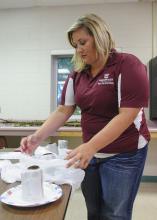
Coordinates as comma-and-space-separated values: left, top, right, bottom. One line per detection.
98, 73, 114, 85
104, 73, 110, 79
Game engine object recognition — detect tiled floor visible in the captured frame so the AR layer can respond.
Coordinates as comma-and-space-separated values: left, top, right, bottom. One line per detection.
65, 182, 157, 220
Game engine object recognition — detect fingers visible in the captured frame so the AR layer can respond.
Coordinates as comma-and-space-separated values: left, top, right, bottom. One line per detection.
65, 149, 76, 160
74, 160, 89, 169
66, 149, 72, 154
20, 138, 28, 152
66, 157, 89, 169
20, 135, 36, 155
66, 150, 80, 166
66, 156, 79, 168
66, 150, 89, 169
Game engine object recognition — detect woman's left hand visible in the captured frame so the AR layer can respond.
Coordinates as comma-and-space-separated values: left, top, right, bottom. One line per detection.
65, 143, 96, 169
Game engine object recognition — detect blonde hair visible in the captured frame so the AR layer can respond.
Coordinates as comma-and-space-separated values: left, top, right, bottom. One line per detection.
67, 13, 115, 72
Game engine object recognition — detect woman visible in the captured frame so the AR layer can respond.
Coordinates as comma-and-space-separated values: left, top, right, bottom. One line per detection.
20, 14, 150, 220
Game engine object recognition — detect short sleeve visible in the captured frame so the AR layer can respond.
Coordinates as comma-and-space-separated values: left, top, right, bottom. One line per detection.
60, 73, 76, 106
118, 54, 149, 108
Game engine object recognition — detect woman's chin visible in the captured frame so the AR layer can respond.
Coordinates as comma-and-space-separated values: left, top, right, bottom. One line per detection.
83, 59, 90, 65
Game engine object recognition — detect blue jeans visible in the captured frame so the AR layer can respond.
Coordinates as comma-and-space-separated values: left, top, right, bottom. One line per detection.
81, 145, 148, 220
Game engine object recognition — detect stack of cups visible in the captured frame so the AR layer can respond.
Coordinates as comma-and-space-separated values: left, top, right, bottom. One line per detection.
58, 140, 68, 159
46, 142, 58, 155
21, 165, 44, 202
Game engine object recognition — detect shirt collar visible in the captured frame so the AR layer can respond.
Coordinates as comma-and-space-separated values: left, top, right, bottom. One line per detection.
106, 48, 120, 67
82, 48, 120, 76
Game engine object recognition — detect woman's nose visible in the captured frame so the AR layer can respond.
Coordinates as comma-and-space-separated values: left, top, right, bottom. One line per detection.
76, 45, 84, 54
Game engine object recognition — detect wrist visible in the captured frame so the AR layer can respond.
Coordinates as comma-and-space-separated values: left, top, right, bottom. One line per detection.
33, 131, 44, 144
85, 142, 97, 155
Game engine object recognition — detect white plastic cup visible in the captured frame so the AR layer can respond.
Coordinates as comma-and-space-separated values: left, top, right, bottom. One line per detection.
46, 143, 58, 154
21, 165, 44, 202
58, 140, 68, 159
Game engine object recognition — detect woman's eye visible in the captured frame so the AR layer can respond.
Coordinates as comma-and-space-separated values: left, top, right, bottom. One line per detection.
80, 41, 86, 45
72, 40, 86, 49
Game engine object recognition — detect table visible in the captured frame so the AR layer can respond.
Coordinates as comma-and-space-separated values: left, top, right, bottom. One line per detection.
0, 181, 71, 220
0, 182, 71, 220
0, 150, 72, 220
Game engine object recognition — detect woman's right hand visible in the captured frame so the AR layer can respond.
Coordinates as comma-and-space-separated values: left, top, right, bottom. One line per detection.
20, 134, 41, 155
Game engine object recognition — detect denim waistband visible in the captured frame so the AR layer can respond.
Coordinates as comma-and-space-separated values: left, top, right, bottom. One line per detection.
92, 145, 148, 165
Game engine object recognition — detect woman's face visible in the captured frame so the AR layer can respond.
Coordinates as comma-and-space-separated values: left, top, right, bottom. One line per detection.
72, 28, 98, 66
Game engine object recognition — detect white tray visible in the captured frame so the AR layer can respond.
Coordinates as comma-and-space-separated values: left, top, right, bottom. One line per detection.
0, 182, 62, 207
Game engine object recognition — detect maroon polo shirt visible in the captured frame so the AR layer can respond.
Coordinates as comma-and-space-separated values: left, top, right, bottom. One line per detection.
61, 49, 150, 154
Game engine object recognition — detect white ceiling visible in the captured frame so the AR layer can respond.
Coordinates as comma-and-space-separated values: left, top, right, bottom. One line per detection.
0, 0, 155, 10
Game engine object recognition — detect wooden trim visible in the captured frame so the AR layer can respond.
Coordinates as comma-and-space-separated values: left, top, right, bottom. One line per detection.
0, 126, 157, 138
150, 132, 157, 139
57, 131, 82, 137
